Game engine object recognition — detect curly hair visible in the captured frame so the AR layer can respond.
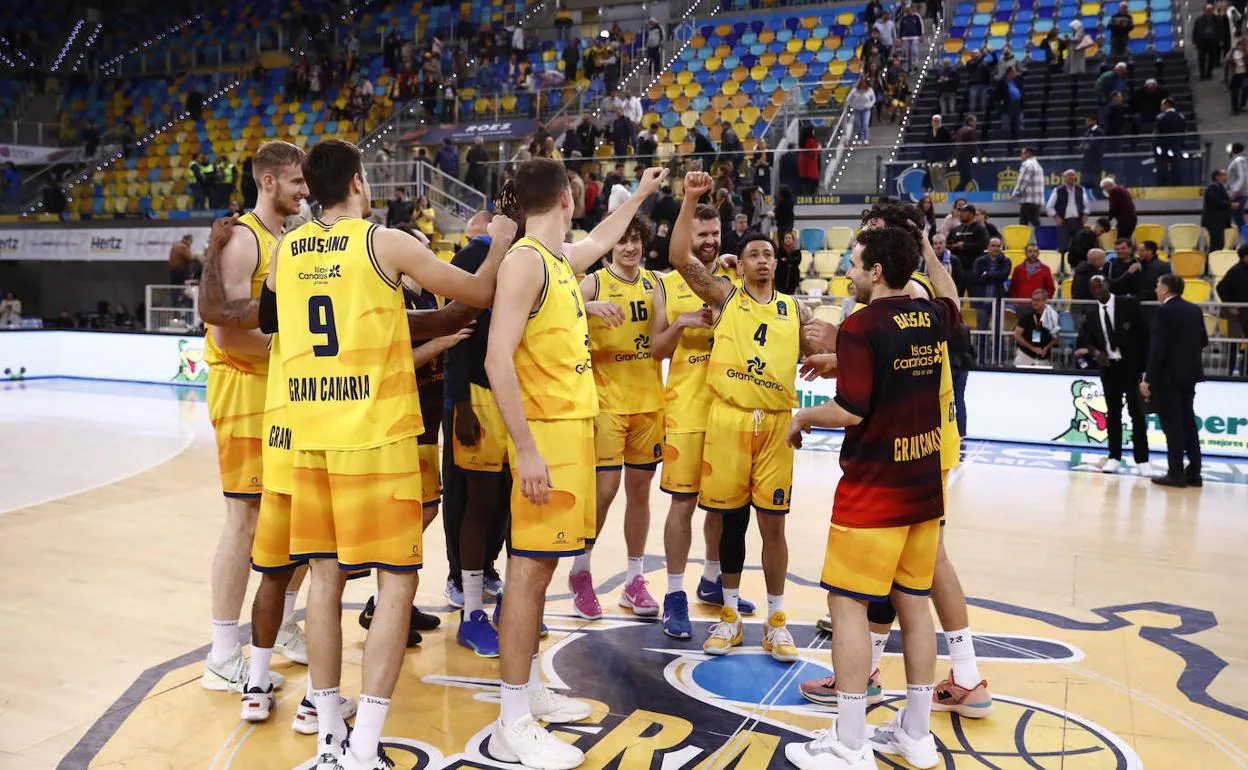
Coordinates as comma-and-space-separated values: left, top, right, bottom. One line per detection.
622, 213, 654, 246
856, 225, 920, 289
859, 198, 925, 245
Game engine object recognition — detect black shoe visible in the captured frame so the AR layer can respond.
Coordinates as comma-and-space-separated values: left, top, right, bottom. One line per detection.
1151, 476, 1188, 488
411, 606, 441, 631
358, 596, 425, 646
1185, 476, 1204, 488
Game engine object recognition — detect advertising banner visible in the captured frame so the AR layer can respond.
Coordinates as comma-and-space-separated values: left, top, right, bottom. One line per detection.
0, 144, 89, 166
0, 226, 211, 261
399, 118, 539, 146
0, 331, 209, 385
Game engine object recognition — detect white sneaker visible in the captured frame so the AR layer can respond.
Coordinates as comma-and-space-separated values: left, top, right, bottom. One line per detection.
276, 620, 309, 665
241, 681, 275, 722
336, 743, 395, 770
816, 614, 833, 634
315, 730, 347, 770
869, 709, 940, 769
488, 715, 585, 770
1102, 458, 1122, 474
201, 647, 285, 693
530, 684, 592, 723
292, 695, 359, 735
784, 726, 876, 770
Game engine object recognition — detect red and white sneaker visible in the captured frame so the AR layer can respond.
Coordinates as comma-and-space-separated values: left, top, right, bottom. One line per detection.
932, 670, 995, 718
798, 669, 885, 705
240, 681, 275, 722
291, 695, 359, 735
618, 575, 659, 617
569, 570, 602, 620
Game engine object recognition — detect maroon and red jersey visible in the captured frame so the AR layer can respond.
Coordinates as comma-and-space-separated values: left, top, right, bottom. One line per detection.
832, 295, 960, 528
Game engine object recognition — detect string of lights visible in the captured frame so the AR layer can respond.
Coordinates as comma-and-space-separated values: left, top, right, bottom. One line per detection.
50, 20, 86, 73
881, 17, 945, 193
101, 15, 201, 77
0, 35, 36, 69
71, 24, 104, 74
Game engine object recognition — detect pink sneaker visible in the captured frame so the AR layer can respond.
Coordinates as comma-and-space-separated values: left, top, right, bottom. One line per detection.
932, 670, 995, 718
568, 570, 602, 620
798, 668, 885, 705
618, 575, 659, 617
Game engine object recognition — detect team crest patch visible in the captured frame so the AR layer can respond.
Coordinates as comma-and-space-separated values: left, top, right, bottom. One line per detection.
642, 277, 653, 290
776, 300, 788, 317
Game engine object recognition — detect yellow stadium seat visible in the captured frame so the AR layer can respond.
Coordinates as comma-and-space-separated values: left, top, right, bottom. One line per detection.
799, 250, 813, 275
826, 227, 853, 251
801, 15, 819, 29
804, 38, 821, 52
1169, 223, 1200, 251
758, 29, 775, 44
1209, 249, 1239, 279
677, 70, 694, 85
813, 303, 844, 324
1133, 222, 1165, 245
731, 92, 750, 108
800, 278, 828, 295
836, 12, 855, 24
1183, 279, 1212, 302
723, 79, 741, 96
1003, 224, 1032, 250
828, 275, 852, 295
722, 107, 740, 124
1039, 250, 1063, 275
705, 58, 722, 72
1059, 277, 1074, 298
815, 251, 843, 278
750, 65, 768, 81
778, 51, 797, 66
1171, 250, 1206, 278
685, 82, 702, 98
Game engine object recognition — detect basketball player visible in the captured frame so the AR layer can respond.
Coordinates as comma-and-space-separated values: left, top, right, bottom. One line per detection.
668, 171, 810, 661
569, 214, 665, 619
198, 140, 306, 692
651, 200, 754, 640
266, 139, 511, 770
786, 225, 959, 770
485, 158, 667, 769
798, 203, 994, 718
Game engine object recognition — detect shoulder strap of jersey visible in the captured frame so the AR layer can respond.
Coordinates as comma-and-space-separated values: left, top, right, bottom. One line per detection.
365, 222, 398, 289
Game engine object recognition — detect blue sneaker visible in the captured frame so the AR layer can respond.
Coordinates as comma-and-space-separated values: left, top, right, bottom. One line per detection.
483, 570, 504, 599
662, 591, 692, 639
696, 576, 756, 616
492, 591, 549, 638
445, 578, 464, 609
457, 610, 500, 657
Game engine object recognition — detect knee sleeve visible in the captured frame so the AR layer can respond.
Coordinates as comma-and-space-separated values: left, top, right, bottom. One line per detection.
718, 507, 750, 575
868, 598, 898, 625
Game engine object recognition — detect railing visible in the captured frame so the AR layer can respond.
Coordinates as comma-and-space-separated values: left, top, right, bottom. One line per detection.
363, 159, 487, 225
2, 121, 64, 147
145, 285, 201, 333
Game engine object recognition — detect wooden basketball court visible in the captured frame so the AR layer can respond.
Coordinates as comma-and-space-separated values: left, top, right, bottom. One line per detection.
1, 379, 1245, 769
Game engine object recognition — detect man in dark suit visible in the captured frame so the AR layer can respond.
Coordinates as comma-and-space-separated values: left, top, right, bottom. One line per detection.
1079, 276, 1150, 472
1202, 169, 1234, 252
1140, 274, 1209, 487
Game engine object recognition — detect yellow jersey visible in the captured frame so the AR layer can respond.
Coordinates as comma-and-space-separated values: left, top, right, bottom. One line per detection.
261, 333, 292, 493
708, 285, 799, 411
659, 264, 732, 433
587, 266, 664, 414
513, 236, 598, 421
275, 217, 421, 450
909, 271, 961, 470
205, 210, 278, 374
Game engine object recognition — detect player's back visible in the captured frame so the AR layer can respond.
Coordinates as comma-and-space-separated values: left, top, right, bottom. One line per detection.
205, 211, 278, 374
275, 217, 420, 450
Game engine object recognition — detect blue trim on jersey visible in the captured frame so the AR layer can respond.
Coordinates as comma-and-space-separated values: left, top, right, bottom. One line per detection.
660, 486, 700, 497
698, 502, 750, 515
338, 560, 423, 573
421, 497, 442, 509
251, 560, 302, 574
596, 464, 624, 472
625, 461, 661, 471
223, 491, 262, 500
893, 582, 933, 597
510, 547, 588, 558
755, 505, 790, 516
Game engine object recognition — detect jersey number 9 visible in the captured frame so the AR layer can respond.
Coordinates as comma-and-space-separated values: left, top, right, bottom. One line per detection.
308, 295, 339, 357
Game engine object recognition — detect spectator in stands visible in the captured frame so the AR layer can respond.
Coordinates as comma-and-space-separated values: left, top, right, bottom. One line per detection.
465, 137, 489, 196
1226, 39, 1248, 113
1100, 177, 1137, 239
1154, 98, 1185, 185
1009, 243, 1057, 300
949, 203, 990, 266
995, 67, 1024, 139
602, 162, 626, 203
0, 291, 21, 327
647, 220, 672, 271
720, 120, 744, 172
435, 138, 459, 182
1047, 169, 1088, 254
414, 195, 435, 239
41, 175, 66, 217
917, 195, 938, 238
723, 214, 750, 256
752, 142, 772, 194
865, 0, 883, 26
1216, 245, 1248, 374
1195, 5, 1223, 79
941, 197, 968, 237
898, 5, 923, 72
1131, 79, 1169, 125
652, 185, 678, 228
860, 27, 886, 70
1073, 247, 1108, 300
1080, 116, 1106, 190
214, 158, 238, 210
773, 231, 803, 294
563, 36, 581, 80
169, 234, 193, 286
566, 168, 587, 230
936, 61, 960, 119
798, 127, 821, 194
1095, 63, 1128, 105
1107, 238, 1143, 295
953, 116, 980, 192
847, 79, 877, 144
1203, 169, 1235, 251
971, 236, 1012, 300
978, 208, 1002, 241
386, 188, 414, 228
743, 186, 773, 233
646, 17, 664, 75
965, 48, 997, 119
1013, 288, 1061, 366
601, 36, 621, 92
1101, 91, 1129, 137
1133, 240, 1172, 303
775, 185, 795, 236
81, 119, 99, 161
1230, 144, 1248, 233
1042, 29, 1065, 73
928, 233, 967, 294
874, 11, 896, 60
189, 155, 212, 210
607, 174, 632, 213
715, 188, 734, 234
1216, 2, 1237, 62
996, 42, 1026, 80
1109, 3, 1135, 57
693, 127, 717, 172
583, 169, 602, 225
1064, 20, 1093, 74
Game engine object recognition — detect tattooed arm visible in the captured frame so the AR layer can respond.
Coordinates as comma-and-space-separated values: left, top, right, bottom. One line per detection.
670, 171, 732, 312
198, 216, 264, 329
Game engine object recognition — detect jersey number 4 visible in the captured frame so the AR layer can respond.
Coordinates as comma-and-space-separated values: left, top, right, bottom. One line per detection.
308, 295, 339, 357
753, 322, 768, 347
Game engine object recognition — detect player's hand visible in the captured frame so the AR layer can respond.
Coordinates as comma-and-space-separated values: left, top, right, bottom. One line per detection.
637, 167, 670, 197
1139, 380, 1151, 399
488, 214, 518, 245
787, 412, 811, 449
719, 253, 739, 272
208, 214, 239, 256
677, 307, 713, 329
683, 170, 714, 200
516, 448, 553, 505
803, 318, 839, 353
453, 402, 482, 447
432, 323, 474, 353
1127, 261, 1141, 274
799, 353, 838, 381
586, 301, 626, 327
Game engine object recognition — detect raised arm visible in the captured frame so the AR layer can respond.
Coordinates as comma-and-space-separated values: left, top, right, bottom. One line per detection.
669, 171, 732, 310
198, 215, 260, 328
204, 222, 271, 357
376, 216, 516, 308
566, 167, 670, 273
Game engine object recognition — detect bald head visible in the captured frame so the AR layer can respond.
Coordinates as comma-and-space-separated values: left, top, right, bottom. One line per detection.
1087, 248, 1106, 268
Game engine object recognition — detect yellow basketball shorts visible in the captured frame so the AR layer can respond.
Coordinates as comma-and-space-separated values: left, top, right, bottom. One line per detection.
252, 490, 299, 572
453, 383, 509, 474
261, 410, 292, 496
698, 400, 794, 514
418, 442, 442, 508
940, 469, 948, 527
820, 518, 941, 601
508, 418, 595, 557
290, 439, 424, 571
207, 365, 266, 498
660, 431, 706, 496
594, 410, 664, 471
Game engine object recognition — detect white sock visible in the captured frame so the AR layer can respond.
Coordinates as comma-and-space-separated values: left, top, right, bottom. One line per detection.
945, 627, 981, 688
870, 631, 890, 672
703, 560, 721, 582
210, 619, 239, 664
571, 552, 591, 575
766, 593, 784, 617
311, 686, 344, 741
835, 692, 868, 750
722, 586, 739, 614
282, 591, 299, 625
529, 655, 541, 688
667, 572, 684, 595
626, 556, 644, 580
903, 684, 935, 739
247, 646, 273, 690
305, 672, 313, 694
349, 695, 390, 761
463, 569, 485, 615
500, 682, 529, 725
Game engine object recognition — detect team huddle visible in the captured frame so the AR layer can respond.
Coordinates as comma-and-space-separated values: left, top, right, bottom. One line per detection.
196, 138, 995, 770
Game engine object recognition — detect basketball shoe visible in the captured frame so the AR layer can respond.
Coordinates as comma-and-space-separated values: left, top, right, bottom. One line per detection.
661, 591, 692, 639
568, 570, 602, 619
869, 710, 940, 769
457, 609, 500, 657
529, 685, 593, 723
784, 724, 876, 770
241, 682, 275, 722
763, 612, 799, 663
276, 619, 308, 665
932, 670, 995, 717
202, 647, 285, 693
489, 714, 584, 770
703, 606, 743, 655
335, 744, 395, 770
696, 576, 756, 615
292, 695, 359, 735
619, 575, 660, 616
798, 669, 885, 705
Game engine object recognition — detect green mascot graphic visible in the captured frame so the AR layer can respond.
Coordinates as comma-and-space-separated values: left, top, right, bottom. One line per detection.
172, 339, 208, 384
1053, 379, 1133, 445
